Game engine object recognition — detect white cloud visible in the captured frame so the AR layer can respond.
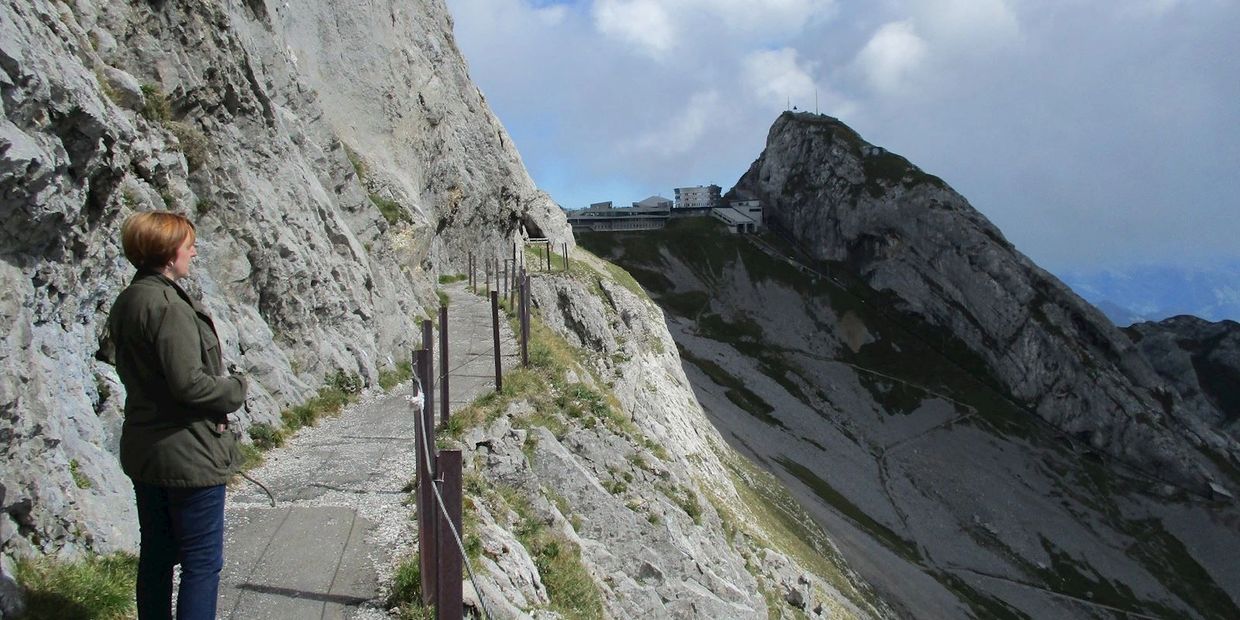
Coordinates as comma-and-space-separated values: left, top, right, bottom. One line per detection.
742, 48, 816, 108
592, 0, 836, 57
691, 0, 837, 34
534, 4, 569, 26
912, 0, 1019, 49
854, 20, 927, 94
622, 90, 726, 159
593, 0, 677, 56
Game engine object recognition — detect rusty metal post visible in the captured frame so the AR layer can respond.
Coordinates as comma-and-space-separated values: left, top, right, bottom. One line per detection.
435, 450, 463, 620
520, 272, 530, 367
415, 347, 437, 606
508, 259, 515, 307
564, 243, 569, 272
520, 271, 530, 367
491, 290, 502, 393
439, 305, 449, 428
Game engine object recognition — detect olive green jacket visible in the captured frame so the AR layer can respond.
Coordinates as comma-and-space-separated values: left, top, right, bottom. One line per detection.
106, 270, 246, 487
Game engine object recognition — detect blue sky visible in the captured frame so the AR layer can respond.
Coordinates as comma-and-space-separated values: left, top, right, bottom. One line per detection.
445, 0, 1240, 282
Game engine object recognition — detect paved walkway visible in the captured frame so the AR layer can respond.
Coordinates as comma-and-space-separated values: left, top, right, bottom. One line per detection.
219, 282, 519, 619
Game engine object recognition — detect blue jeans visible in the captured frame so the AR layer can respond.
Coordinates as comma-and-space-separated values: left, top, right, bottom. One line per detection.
133, 482, 226, 620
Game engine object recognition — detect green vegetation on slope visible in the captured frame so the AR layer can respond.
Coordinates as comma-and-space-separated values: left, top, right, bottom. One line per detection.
15, 553, 138, 620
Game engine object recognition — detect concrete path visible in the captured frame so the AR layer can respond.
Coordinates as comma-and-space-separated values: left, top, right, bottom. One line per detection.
219, 282, 518, 619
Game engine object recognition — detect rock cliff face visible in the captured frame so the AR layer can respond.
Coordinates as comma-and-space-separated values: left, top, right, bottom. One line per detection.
732, 112, 1237, 495
450, 260, 890, 618
1, 0, 567, 562
584, 217, 1240, 620
1126, 316, 1240, 445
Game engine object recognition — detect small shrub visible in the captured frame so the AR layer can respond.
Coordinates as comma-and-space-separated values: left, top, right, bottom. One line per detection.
195, 198, 215, 216
389, 559, 431, 620
436, 289, 450, 308
166, 121, 210, 173
371, 194, 410, 226
343, 143, 369, 179
437, 274, 467, 284
239, 443, 264, 470
16, 553, 138, 620
69, 459, 92, 490
140, 83, 170, 123
248, 422, 285, 451
379, 361, 413, 391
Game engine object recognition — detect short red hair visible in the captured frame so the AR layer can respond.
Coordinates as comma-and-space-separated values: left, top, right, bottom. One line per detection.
121, 211, 196, 270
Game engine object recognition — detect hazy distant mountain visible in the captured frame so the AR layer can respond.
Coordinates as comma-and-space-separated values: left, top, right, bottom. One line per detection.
1092, 299, 1151, 327
1060, 261, 1240, 324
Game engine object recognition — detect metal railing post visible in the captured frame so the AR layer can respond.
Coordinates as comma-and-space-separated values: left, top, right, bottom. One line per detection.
434, 450, 463, 620
517, 269, 525, 367
491, 290, 502, 392
520, 270, 530, 367
415, 347, 437, 606
439, 305, 449, 428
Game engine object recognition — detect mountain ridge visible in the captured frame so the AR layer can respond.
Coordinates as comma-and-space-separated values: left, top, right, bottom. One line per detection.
732, 111, 1237, 495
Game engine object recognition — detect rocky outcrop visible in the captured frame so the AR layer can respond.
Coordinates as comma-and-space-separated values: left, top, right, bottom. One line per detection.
1126, 316, 1240, 444
1, 0, 567, 562
732, 111, 1237, 494
462, 257, 890, 618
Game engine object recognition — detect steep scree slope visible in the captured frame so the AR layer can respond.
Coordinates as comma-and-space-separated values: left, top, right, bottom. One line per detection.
583, 177, 1239, 617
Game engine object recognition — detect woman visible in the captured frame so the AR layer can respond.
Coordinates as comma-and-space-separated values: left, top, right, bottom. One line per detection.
107, 211, 246, 620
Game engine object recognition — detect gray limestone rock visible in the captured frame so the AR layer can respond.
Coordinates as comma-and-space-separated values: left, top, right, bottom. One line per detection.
0, 553, 24, 620
1126, 316, 1240, 446
0, 0, 569, 559
733, 111, 1235, 495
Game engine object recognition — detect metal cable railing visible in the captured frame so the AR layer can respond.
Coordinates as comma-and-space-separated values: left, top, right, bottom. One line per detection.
409, 382, 494, 620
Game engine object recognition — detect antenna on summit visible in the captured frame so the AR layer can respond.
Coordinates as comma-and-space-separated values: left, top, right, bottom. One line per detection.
815, 89, 819, 114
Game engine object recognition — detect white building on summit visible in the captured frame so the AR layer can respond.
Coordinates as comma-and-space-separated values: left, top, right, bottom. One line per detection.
566, 188, 761, 234
674, 185, 721, 209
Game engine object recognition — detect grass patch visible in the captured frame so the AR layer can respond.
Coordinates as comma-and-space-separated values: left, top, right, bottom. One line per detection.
718, 452, 889, 617
16, 553, 138, 620
929, 570, 1031, 620
240, 370, 363, 470
343, 142, 369, 179
165, 121, 209, 172
140, 83, 170, 123
379, 361, 414, 391
774, 456, 922, 563
505, 487, 604, 618
437, 274, 467, 284
656, 482, 702, 525
372, 194, 411, 226
678, 345, 783, 428
435, 288, 451, 308
389, 559, 432, 620
69, 459, 91, 490
1123, 519, 1234, 619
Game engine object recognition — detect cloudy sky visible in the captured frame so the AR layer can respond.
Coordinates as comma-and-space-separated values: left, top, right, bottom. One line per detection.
445, 0, 1239, 276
